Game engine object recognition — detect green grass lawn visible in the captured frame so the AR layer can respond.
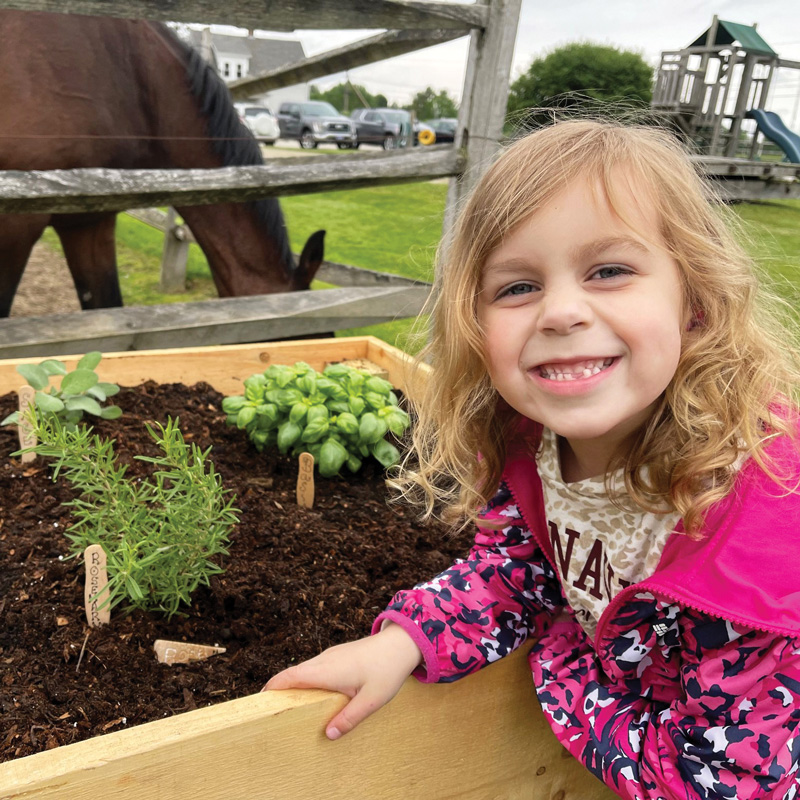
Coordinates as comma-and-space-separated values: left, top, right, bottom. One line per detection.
39, 188, 800, 354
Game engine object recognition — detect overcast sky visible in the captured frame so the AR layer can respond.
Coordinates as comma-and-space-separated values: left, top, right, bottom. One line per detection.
241, 0, 800, 127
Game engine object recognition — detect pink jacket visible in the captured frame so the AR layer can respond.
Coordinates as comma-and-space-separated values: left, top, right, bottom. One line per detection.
374, 427, 800, 799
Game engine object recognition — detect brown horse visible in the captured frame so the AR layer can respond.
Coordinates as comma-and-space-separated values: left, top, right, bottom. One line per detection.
0, 10, 324, 317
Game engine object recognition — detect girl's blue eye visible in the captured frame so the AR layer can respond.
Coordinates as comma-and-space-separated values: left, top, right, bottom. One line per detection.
593, 265, 630, 280
502, 283, 534, 297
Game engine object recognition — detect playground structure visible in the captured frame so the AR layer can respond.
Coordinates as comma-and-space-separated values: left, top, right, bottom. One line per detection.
653, 16, 800, 163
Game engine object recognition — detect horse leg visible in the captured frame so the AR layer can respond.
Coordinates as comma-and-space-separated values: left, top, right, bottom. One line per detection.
52, 213, 123, 309
0, 214, 50, 317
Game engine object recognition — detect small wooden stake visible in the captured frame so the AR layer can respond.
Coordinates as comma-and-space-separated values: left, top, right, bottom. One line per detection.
296, 452, 315, 509
17, 385, 36, 463
153, 639, 226, 665
84, 544, 111, 628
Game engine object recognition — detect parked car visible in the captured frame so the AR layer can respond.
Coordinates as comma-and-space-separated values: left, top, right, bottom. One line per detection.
234, 104, 280, 145
276, 101, 357, 149
423, 118, 458, 144
350, 108, 412, 150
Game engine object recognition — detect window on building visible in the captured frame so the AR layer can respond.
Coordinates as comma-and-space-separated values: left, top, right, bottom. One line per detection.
223, 62, 230, 77
236, 64, 243, 78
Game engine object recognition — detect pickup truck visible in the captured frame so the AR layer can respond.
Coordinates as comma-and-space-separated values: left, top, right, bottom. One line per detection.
277, 101, 357, 149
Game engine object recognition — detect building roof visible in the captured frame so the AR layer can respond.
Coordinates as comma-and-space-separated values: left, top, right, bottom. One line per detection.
689, 20, 777, 57
187, 30, 305, 71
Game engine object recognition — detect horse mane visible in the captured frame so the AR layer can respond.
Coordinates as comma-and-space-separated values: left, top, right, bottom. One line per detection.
153, 24, 295, 277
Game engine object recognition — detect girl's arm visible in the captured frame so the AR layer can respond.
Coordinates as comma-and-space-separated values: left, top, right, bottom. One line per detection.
373, 482, 566, 683
533, 609, 800, 800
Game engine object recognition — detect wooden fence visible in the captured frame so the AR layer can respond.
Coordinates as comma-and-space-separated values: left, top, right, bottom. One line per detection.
0, 0, 521, 356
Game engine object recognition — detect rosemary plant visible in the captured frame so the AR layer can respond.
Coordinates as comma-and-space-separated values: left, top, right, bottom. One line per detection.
26, 414, 238, 618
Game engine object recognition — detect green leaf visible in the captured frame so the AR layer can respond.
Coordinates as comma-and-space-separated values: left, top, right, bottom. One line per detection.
39, 359, 67, 376
348, 396, 366, 417
17, 364, 49, 390
236, 406, 257, 429
65, 396, 103, 416
99, 405, 123, 420
301, 418, 329, 443
35, 391, 65, 413
335, 412, 359, 436
322, 363, 350, 379
307, 404, 329, 424
276, 388, 303, 409
345, 453, 362, 473
386, 409, 410, 436
87, 385, 107, 402
77, 351, 102, 371
358, 412, 386, 444
366, 376, 393, 395
277, 420, 302, 452
365, 391, 386, 410
289, 402, 308, 425
97, 382, 120, 397
319, 438, 348, 477
297, 372, 316, 395
372, 439, 400, 468
255, 403, 278, 423
222, 395, 246, 413
61, 369, 99, 394
1, 410, 19, 426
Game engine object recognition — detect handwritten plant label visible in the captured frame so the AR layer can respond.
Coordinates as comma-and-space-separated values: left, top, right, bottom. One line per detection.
17, 385, 36, 463
84, 544, 110, 627
297, 452, 315, 508
153, 639, 226, 665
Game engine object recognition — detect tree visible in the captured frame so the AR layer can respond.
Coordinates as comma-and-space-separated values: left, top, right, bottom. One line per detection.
309, 82, 387, 113
507, 42, 653, 122
407, 87, 458, 121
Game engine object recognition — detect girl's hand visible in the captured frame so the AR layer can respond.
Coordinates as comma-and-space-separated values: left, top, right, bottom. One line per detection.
262, 622, 423, 740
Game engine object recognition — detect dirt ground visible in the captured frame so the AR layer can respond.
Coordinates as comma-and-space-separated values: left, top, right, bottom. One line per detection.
10, 242, 80, 318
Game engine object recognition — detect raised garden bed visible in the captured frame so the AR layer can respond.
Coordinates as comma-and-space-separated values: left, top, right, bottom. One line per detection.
0, 337, 611, 800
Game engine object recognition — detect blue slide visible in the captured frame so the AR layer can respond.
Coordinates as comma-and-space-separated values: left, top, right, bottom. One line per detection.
746, 109, 800, 163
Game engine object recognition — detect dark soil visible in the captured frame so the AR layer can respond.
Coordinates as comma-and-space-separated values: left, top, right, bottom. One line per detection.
0, 381, 470, 762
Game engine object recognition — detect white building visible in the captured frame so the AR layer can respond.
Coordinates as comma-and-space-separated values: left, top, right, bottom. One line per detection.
188, 30, 310, 109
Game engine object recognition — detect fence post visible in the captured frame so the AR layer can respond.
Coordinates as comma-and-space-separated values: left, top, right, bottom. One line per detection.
442, 0, 522, 237
159, 208, 190, 293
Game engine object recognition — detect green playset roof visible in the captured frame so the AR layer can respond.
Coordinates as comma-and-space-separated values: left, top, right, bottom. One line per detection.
689, 20, 777, 57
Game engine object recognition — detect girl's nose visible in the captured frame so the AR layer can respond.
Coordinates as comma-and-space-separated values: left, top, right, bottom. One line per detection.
536, 289, 593, 334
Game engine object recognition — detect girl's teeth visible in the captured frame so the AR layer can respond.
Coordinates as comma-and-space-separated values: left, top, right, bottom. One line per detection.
539, 358, 613, 381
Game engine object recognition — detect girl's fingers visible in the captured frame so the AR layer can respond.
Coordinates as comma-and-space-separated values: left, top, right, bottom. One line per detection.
325, 684, 391, 740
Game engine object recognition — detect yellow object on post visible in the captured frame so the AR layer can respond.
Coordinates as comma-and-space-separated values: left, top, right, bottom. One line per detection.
418, 128, 436, 146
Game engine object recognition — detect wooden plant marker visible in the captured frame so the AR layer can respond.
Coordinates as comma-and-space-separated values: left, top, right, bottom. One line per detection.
84, 544, 111, 627
153, 639, 226, 665
296, 452, 315, 508
17, 384, 36, 463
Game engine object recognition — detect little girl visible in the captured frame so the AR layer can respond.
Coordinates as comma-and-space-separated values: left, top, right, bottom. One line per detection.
266, 120, 800, 799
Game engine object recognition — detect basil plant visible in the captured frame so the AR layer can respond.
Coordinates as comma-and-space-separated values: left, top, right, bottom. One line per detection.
222, 362, 410, 478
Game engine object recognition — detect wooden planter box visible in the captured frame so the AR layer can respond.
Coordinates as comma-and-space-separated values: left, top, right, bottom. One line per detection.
0, 336, 612, 800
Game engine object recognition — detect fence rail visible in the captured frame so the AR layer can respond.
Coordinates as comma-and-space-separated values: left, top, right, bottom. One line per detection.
0, 147, 463, 214
0, 0, 487, 31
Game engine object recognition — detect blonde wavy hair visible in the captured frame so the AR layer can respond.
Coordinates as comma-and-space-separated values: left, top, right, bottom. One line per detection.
392, 119, 800, 537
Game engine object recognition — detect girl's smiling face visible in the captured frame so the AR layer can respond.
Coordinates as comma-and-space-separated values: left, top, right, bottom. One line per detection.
476, 175, 687, 482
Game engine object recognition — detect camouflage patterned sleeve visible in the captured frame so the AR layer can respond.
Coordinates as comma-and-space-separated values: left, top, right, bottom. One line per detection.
531, 600, 800, 799
372, 481, 567, 683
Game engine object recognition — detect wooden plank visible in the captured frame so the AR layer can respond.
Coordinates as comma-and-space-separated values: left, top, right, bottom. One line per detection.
0, 148, 464, 214
0, 646, 612, 800
711, 178, 800, 201
229, 29, 466, 99
0, 285, 432, 358
692, 156, 800, 177
0, 0, 488, 30
0, 337, 385, 395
